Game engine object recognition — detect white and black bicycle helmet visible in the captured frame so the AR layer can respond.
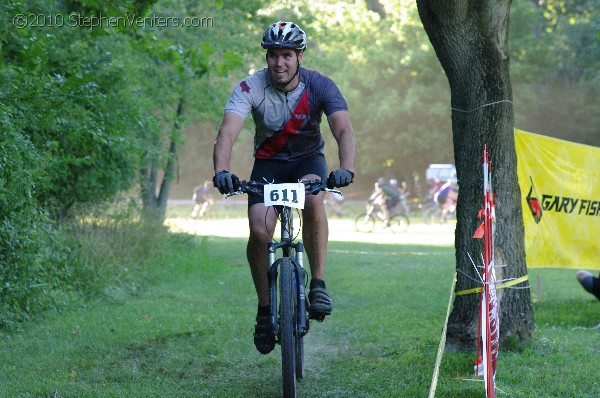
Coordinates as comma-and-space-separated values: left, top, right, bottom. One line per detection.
261, 21, 307, 51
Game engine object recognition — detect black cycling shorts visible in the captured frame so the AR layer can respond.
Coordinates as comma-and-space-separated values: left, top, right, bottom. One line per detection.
437, 194, 448, 206
248, 153, 328, 208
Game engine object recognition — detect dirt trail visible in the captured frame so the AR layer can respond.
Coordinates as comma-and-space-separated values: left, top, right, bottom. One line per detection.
165, 217, 456, 246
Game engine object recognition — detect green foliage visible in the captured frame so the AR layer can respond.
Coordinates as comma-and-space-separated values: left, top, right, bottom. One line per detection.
0, 0, 162, 328
1, 0, 156, 220
0, 118, 155, 329
0, 0, 270, 327
0, 129, 65, 327
510, 0, 599, 145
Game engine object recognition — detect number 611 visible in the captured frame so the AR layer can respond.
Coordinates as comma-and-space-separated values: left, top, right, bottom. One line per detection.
270, 188, 299, 203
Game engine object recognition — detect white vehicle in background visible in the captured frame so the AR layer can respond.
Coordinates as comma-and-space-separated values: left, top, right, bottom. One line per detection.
425, 164, 457, 184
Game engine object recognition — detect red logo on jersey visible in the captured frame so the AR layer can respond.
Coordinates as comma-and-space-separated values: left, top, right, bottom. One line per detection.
255, 91, 309, 158
240, 81, 250, 93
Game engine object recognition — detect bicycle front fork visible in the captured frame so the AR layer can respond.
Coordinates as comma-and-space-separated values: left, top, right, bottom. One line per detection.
295, 243, 308, 336
267, 242, 308, 339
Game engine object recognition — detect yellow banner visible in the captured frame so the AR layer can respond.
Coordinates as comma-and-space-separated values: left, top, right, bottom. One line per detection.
515, 129, 600, 269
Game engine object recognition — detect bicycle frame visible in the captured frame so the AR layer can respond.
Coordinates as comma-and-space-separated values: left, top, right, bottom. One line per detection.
365, 201, 385, 221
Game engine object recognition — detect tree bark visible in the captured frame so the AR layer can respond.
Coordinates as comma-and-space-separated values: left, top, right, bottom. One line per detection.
140, 97, 183, 223
417, 0, 534, 350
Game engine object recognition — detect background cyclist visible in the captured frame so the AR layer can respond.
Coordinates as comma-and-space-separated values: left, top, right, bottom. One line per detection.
368, 177, 398, 227
191, 180, 214, 219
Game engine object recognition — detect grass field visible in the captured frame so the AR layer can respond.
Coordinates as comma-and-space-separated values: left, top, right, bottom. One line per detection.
0, 207, 598, 397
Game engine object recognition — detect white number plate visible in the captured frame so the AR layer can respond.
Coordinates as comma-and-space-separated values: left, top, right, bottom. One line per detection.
264, 183, 306, 209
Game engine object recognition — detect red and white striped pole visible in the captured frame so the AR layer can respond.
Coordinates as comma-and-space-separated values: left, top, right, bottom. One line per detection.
475, 145, 499, 398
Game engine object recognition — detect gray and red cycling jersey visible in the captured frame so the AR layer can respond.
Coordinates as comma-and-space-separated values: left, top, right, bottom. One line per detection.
224, 67, 348, 161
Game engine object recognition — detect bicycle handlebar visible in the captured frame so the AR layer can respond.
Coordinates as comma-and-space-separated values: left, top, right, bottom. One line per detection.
224, 179, 343, 198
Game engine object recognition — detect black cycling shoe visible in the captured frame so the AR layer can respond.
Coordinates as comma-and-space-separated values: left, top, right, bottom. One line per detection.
253, 314, 276, 355
308, 287, 333, 320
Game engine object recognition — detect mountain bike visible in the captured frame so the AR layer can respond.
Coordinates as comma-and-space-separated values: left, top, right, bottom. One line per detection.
354, 200, 410, 233
227, 178, 341, 398
421, 198, 456, 224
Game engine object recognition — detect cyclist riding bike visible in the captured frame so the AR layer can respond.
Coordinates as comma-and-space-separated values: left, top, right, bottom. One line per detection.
433, 179, 458, 219
212, 21, 356, 355
191, 180, 214, 219
368, 177, 399, 227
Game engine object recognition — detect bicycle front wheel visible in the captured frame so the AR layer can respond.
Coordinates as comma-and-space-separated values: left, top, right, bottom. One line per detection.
389, 214, 410, 234
279, 258, 297, 398
296, 328, 304, 380
355, 213, 375, 233
295, 262, 305, 380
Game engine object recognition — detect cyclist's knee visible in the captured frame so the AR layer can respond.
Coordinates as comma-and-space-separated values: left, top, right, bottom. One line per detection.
303, 205, 325, 225
304, 191, 325, 210
248, 219, 271, 239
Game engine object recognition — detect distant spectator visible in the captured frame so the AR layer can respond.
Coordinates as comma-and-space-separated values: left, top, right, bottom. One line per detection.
191, 180, 214, 219
412, 173, 422, 201
394, 180, 410, 215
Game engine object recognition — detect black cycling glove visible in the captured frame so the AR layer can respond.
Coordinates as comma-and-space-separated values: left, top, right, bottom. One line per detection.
327, 169, 354, 188
213, 171, 240, 195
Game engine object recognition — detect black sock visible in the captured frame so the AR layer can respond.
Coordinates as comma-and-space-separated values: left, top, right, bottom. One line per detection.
257, 304, 270, 316
310, 279, 326, 290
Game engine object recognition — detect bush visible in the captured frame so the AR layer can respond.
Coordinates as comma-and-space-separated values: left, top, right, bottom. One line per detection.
0, 190, 168, 329
0, 129, 73, 327
0, 0, 165, 330
63, 201, 169, 301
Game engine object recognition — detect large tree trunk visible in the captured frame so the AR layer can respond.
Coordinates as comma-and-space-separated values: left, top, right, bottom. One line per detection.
417, 0, 534, 350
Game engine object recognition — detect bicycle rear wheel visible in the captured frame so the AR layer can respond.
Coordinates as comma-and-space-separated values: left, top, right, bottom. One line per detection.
422, 206, 440, 224
389, 214, 410, 234
355, 213, 375, 232
279, 258, 297, 398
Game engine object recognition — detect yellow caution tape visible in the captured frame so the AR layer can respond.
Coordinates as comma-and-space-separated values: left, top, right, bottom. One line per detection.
455, 274, 529, 296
